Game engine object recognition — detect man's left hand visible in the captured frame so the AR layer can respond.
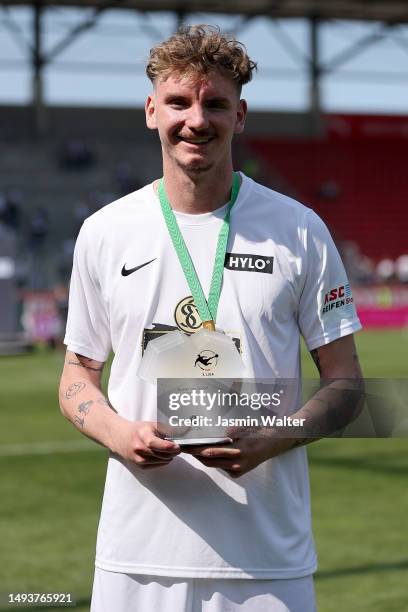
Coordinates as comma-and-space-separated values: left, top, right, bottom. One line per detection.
182, 430, 294, 478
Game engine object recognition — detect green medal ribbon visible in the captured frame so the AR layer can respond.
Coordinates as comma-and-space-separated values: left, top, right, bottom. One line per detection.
158, 173, 240, 331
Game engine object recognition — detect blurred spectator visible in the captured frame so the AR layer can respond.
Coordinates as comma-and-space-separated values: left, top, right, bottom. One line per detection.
358, 255, 375, 283
54, 283, 69, 329
29, 207, 50, 250
316, 180, 341, 202
59, 138, 96, 170
395, 255, 408, 283
0, 188, 21, 231
376, 258, 395, 283
341, 240, 375, 284
21, 291, 63, 348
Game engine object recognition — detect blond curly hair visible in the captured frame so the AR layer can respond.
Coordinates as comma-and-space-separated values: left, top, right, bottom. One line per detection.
146, 24, 257, 92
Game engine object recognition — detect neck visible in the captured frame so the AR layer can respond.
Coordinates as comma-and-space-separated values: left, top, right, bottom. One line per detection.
157, 161, 235, 214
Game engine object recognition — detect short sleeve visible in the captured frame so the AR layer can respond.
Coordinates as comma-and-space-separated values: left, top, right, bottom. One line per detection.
63, 221, 111, 361
297, 211, 362, 351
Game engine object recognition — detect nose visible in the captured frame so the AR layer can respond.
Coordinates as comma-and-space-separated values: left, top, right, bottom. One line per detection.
185, 103, 210, 131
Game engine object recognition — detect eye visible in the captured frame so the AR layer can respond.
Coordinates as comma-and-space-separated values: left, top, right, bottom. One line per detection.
168, 98, 188, 109
206, 99, 228, 109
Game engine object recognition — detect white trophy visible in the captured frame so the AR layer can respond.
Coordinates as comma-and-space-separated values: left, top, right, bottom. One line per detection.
138, 326, 245, 384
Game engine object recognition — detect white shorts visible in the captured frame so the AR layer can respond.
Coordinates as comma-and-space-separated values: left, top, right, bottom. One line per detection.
90, 568, 317, 612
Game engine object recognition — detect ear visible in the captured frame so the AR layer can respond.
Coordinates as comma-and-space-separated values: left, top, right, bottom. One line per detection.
145, 93, 157, 130
234, 99, 248, 135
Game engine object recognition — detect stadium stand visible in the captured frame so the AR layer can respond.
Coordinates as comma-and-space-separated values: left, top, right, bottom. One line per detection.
1, 106, 406, 293
247, 113, 408, 263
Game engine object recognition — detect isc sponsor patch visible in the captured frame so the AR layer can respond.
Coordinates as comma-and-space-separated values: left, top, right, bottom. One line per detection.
225, 253, 273, 274
321, 283, 354, 316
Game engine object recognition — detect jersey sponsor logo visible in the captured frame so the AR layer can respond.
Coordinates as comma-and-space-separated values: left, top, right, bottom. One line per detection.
174, 296, 202, 333
224, 253, 273, 274
121, 258, 156, 276
194, 350, 219, 375
321, 283, 354, 315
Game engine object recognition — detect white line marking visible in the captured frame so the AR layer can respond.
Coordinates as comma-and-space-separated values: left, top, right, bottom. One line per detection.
0, 439, 104, 457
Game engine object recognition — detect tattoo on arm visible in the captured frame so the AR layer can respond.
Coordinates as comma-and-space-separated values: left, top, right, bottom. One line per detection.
74, 415, 85, 428
78, 400, 93, 415
65, 382, 86, 399
68, 357, 103, 372
295, 343, 364, 450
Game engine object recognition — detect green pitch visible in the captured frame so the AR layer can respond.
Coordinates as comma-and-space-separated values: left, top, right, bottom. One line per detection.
0, 329, 407, 611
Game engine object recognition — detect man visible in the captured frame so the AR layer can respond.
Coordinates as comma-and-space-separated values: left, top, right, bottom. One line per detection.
59, 25, 363, 612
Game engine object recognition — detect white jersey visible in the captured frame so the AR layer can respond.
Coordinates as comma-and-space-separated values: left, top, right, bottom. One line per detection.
64, 173, 361, 579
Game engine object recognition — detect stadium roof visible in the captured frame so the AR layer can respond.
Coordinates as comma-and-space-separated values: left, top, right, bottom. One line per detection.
2, 0, 408, 24
4, 0, 406, 135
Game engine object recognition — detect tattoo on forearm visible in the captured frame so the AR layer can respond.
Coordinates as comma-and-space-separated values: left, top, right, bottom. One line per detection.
68, 359, 103, 372
65, 382, 86, 399
299, 406, 320, 433
74, 415, 85, 428
78, 400, 93, 415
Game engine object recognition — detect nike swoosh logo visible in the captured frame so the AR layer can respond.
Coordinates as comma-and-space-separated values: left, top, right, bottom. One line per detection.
121, 258, 156, 276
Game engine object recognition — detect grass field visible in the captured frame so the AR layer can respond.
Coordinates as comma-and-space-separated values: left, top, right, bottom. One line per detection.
0, 329, 407, 611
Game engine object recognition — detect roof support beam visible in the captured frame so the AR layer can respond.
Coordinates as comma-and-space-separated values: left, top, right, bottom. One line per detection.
28, 0, 128, 136
175, 9, 186, 31
268, 18, 309, 65
45, 0, 130, 64
268, 16, 321, 132
1, 6, 33, 55
309, 15, 321, 133
31, 2, 46, 137
323, 25, 392, 73
45, 6, 107, 63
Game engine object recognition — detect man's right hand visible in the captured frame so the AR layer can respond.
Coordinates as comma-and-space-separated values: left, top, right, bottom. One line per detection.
59, 350, 180, 470
112, 420, 180, 469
